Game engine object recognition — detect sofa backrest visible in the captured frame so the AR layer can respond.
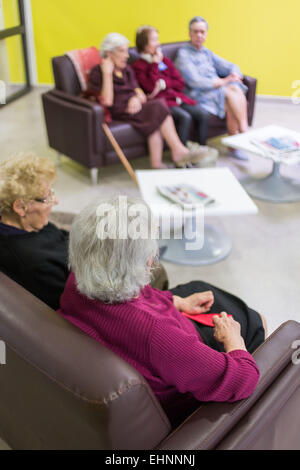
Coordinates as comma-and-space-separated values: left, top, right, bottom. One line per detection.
128, 41, 188, 64
52, 41, 188, 94
0, 273, 171, 449
52, 56, 82, 95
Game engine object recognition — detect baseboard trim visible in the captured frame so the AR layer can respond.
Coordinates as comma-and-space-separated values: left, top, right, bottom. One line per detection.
33, 83, 54, 88
257, 94, 294, 105
31, 85, 298, 106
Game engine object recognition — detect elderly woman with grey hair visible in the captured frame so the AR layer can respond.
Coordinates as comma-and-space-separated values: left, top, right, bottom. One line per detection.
88, 33, 198, 169
175, 16, 250, 160
58, 196, 266, 428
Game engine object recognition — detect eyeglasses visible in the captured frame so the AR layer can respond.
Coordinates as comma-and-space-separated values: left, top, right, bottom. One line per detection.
35, 189, 56, 205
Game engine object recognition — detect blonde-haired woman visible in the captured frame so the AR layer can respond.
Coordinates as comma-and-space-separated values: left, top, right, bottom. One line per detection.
0, 153, 68, 309
0, 153, 169, 309
89, 32, 197, 169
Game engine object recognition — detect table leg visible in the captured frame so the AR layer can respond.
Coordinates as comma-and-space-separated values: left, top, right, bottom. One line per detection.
159, 218, 232, 266
242, 161, 300, 203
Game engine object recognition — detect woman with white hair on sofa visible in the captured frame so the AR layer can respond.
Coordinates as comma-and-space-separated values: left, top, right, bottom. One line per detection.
88, 33, 199, 169
58, 196, 267, 428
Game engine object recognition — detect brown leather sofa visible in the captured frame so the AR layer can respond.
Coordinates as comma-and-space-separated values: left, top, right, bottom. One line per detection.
0, 271, 299, 450
42, 42, 257, 184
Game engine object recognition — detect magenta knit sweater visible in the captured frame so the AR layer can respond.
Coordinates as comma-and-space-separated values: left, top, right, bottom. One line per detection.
58, 273, 260, 426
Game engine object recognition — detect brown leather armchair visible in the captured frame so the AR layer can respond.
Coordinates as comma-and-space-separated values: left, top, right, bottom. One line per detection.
42, 42, 257, 184
0, 271, 299, 450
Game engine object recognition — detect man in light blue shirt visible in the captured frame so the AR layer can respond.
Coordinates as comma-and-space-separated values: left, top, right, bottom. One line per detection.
175, 17, 249, 160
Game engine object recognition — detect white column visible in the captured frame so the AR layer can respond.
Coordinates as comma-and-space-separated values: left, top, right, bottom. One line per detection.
23, 0, 38, 85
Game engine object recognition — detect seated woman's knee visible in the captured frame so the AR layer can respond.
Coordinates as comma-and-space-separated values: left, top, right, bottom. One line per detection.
259, 313, 268, 337
226, 84, 242, 95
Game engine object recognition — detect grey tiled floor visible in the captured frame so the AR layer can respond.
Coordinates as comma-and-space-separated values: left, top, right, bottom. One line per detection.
0, 88, 300, 449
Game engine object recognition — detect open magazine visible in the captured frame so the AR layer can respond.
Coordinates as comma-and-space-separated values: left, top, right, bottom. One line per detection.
157, 184, 216, 208
251, 135, 300, 155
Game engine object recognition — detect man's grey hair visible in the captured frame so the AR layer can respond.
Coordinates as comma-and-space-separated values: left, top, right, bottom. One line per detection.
69, 197, 159, 303
100, 32, 129, 58
189, 16, 209, 31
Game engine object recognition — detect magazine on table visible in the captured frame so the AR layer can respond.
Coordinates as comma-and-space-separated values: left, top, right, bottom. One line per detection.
157, 184, 216, 208
251, 135, 300, 155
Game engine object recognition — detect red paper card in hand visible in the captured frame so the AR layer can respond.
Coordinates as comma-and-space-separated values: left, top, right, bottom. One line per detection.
182, 312, 232, 327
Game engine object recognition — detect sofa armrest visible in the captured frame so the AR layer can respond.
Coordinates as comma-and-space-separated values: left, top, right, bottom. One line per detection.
157, 321, 300, 450
243, 75, 257, 126
50, 89, 103, 113
42, 90, 105, 166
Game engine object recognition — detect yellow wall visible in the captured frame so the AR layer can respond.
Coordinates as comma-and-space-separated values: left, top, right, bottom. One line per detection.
30, 0, 300, 96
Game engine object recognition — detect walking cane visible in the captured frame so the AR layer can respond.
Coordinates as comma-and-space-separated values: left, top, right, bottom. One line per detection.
102, 123, 138, 187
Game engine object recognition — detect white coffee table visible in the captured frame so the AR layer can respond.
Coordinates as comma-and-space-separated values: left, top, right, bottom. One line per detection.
222, 125, 300, 203
136, 168, 258, 266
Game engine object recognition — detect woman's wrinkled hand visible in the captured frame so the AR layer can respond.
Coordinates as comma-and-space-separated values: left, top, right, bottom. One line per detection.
101, 57, 114, 75
148, 80, 164, 99
174, 291, 214, 314
228, 72, 243, 82
224, 73, 243, 85
213, 312, 246, 352
135, 88, 147, 104
126, 95, 142, 114
152, 48, 164, 64
214, 73, 242, 88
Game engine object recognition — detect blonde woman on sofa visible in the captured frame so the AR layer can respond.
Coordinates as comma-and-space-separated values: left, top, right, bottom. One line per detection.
0, 154, 168, 310
88, 33, 199, 169
58, 196, 266, 428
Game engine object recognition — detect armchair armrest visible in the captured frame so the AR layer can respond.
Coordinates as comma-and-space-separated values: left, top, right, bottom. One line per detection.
50, 89, 103, 113
42, 89, 105, 168
0, 273, 171, 450
157, 321, 300, 450
243, 75, 257, 126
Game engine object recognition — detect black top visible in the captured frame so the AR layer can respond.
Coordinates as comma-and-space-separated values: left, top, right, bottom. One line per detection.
0, 222, 69, 310
0, 221, 27, 235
